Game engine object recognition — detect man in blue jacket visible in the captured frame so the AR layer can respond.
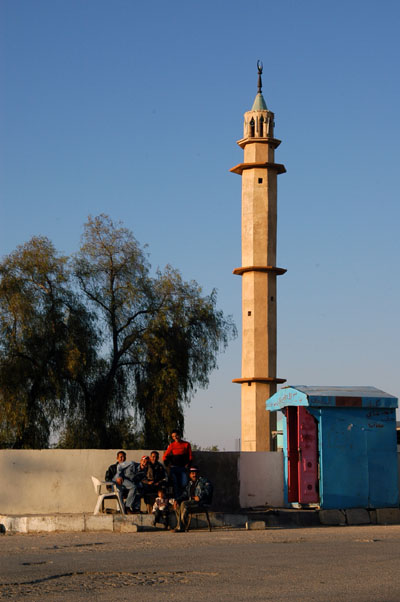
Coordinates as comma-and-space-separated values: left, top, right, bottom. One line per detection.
172, 466, 213, 532
115, 455, 149, 513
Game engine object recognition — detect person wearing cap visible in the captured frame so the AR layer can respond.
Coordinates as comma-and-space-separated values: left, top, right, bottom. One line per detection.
114, 455, 149, 513
163, 429, 193, 497
172, 466, 213, 532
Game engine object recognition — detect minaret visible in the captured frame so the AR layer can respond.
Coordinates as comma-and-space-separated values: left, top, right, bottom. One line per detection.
231, 62, 286, 451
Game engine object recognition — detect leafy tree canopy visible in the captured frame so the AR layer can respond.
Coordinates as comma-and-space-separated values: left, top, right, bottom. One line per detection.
0, 236, 96, 448
0, 215, 236, 448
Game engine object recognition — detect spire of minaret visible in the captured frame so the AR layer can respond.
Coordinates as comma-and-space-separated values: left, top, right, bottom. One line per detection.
257, 59, 263, 93
251, 60, 268, 111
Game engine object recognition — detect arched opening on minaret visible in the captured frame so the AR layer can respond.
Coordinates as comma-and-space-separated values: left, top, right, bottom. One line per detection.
259, 116, 264, 137
266, 116, 274, 137
249, 118, 255, 137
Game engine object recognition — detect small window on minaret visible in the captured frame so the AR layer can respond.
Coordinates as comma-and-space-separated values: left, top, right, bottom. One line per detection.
250, 118, 255, 137
260, 116, 264, 137
258, 178, 263, 184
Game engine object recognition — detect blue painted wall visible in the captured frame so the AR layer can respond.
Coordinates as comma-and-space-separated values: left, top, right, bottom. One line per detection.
309, 407, 399, 509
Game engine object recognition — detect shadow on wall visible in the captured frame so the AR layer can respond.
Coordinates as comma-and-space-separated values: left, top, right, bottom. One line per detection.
193, 451, 241, 512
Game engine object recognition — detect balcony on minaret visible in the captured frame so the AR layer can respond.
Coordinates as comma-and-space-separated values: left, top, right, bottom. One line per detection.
236, 108, 279, 163
244, 110, 274, 139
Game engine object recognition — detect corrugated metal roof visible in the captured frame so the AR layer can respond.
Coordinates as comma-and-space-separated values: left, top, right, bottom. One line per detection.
266, 385, 398, 410
288, 386, 396, 399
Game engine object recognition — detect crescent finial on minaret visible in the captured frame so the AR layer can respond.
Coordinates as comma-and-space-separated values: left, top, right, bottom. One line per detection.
257, 60, 263, 94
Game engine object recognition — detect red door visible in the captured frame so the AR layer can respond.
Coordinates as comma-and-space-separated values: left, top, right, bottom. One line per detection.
285, 406, 319, 504
297, 407, 319, 504
285, 406, 299, 502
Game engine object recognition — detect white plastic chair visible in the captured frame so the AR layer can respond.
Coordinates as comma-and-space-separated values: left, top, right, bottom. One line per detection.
91, 476, 126, 515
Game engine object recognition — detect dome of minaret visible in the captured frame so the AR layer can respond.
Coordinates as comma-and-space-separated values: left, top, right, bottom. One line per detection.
251, 92, 268, 111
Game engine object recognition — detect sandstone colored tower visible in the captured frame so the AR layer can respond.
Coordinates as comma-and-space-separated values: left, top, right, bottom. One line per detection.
231, 62, 286, 451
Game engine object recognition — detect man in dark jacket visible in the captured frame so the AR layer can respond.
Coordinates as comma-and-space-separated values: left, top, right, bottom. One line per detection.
105, 451, 126, 492
142, 451, 167, 495
105, 450, 126, 482
173, 466, 213, 532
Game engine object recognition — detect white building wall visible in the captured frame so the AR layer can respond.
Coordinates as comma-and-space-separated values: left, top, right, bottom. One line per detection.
239, 451, 284, 508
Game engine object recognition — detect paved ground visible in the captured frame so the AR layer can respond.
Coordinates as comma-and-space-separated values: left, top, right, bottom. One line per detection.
1, 525, 400, 601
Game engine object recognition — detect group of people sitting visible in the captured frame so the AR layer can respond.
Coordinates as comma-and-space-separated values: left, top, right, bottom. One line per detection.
104, 429, 213, 532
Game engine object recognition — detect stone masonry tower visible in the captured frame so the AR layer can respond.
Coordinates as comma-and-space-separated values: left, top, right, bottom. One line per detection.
231, 62, 286, 451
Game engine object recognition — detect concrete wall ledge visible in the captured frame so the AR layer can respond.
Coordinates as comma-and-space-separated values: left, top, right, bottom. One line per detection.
345, 508, 371, 525
375, 508, 400, 524
319, 508, 400, 526
0, 512, 250, 534
246, 520, 266, 530
2, 508, 400, 534
319, 509, 346, 525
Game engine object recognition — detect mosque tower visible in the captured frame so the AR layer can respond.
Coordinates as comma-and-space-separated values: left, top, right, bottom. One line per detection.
231, 62, 286, 451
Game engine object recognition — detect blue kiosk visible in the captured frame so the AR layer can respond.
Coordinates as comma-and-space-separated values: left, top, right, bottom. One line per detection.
266, 386, 399, 509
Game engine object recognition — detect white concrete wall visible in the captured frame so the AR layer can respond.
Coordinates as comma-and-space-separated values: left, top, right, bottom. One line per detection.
239, 451, 284, 508
0, 449, 151, 514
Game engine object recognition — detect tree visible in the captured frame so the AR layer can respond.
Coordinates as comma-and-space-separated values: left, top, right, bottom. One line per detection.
0, 215, 236, 449
64, 214, 236, 448
191, 444, 220, 452
61, 214, 156, 447
0, 237, 97, 448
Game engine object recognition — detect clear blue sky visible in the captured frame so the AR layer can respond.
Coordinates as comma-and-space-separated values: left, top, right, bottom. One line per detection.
1, 0, 399, 449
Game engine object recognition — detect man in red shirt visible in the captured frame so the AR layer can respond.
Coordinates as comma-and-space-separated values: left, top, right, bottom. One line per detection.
163, 429, 193, 497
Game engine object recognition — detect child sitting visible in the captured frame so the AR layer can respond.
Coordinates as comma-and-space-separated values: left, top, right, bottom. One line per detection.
152, 487, 174, 528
